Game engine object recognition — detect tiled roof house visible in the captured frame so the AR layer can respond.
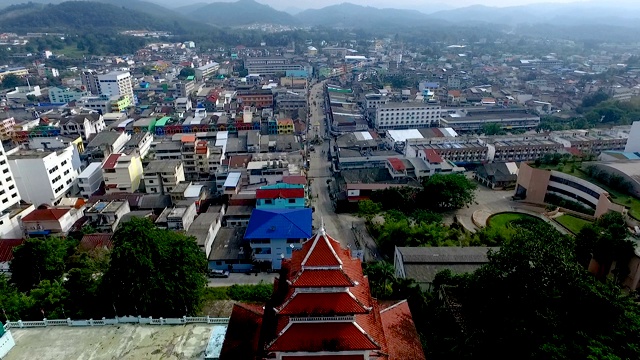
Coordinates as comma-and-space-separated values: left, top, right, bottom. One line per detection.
220, 229, 425, 360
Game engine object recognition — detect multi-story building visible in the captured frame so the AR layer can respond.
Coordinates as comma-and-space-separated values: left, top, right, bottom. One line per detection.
20, 206, 84, 237
275, 93, 306, 112
182, 137, 216, 181
406, 140, 489, 165
101, 153, 143, 193
0, 66, 28, 80
364, 93, 389, 109
440, 108, 540, 132
552, 130, 628, 155
85, 200, 131, 232
174, 97, 192, 112
375, 102, 441, 130
244, 208, 312, 270
0, 143, 33, 238
77, 162, 104, 198
143, 160, 185, 194
109, 95, 132, 112
7, 145, 79, 206
194, 62, 219, 80
276, 118, 294, 134
155, 201, 197, 231
81, 70, 100, 95
236, 89, 273, 109
244, 57, 306, 75
48, 86, 90, 104
59, 113, 106, 141
76, 95, 113, 114
489, 138, 563, 162
124, 132, 153, 159
97, 71, 134, 104
175, 80, 195, 98
515, 163, 625, 218
256, 183, 306, 209
0, 117, 15, 140
84, 131, 130, 161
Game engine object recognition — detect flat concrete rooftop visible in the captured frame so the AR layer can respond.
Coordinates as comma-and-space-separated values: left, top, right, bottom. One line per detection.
5, 324, 214, 360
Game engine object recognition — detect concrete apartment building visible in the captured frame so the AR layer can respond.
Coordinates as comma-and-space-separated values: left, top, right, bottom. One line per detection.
0, 143, 34, 238
440, 108, 540, 132
236, 89, 274, 109
49, 86, 90, 104
59, 113, 106, 141
552, 130, 628, 154
81, 69, 100, 94
77, 162, 104, 198
244, 57, 306, 75
406, 140, 489, 164
364, 93, 390, 109
101, 153, 143, 193
97, 71, 134, 105
143, 160, 185, 194
0, 117, 15, 140
375, 102, 442, 130
7, 145, 79, 206
195, 62, 219, 80
488, 138, 563, 162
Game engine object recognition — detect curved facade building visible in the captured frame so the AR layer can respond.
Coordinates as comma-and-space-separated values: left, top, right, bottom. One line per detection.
515, 163, 625, 218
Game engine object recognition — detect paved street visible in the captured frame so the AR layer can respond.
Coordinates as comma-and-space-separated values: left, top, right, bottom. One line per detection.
305, 81, 380, 260
207, 272, 277, 287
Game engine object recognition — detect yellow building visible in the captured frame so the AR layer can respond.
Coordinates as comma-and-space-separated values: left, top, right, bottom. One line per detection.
110, 96, 132, 112
277, 118, 294, 134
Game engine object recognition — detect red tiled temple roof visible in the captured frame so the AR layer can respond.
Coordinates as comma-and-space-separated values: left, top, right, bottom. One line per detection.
278, 292, 369, 315
267, 322, 380, 352
380, 300, 426, 360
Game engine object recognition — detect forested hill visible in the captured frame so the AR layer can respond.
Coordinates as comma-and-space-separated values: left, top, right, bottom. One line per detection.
0, 1, 198, 33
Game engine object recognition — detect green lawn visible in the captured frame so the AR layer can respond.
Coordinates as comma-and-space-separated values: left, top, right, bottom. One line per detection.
488, 212, 543, 229
555, 214, 592, 235
57, 46, 88, 58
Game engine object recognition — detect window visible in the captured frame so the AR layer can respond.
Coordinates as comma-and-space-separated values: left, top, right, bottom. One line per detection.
265, 199, 273, 204
11, 193, 17, 198
288, 199, 295, 203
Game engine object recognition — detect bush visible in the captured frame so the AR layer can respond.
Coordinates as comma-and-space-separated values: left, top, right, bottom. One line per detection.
226, 282, 273, 302
544, 193, 595, 215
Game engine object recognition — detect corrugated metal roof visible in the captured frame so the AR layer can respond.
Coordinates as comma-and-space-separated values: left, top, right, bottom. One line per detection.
224, 172, 242, 188
244, 208, 312, 239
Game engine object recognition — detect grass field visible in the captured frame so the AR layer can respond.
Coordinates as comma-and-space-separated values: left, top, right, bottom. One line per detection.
485, 212, 546, 241
555, 214, 592, 235
488, 212, 543, 230
57, 46, 88, 58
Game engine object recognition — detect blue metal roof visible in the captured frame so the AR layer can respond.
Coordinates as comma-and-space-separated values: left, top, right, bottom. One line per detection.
244, 208, 312, 240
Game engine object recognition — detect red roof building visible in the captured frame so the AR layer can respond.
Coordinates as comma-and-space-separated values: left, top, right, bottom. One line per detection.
220, 230, 425, 360
255, 188, 304, 200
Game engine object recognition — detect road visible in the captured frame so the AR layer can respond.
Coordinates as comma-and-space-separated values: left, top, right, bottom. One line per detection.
305, 81, 380, 260
207, 272, 277, 287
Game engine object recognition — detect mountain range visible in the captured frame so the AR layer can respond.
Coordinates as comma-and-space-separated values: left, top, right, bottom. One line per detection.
1, 0, 640, 33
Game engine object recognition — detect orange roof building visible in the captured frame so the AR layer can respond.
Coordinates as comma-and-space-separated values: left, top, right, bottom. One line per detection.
220, 229, 425, 360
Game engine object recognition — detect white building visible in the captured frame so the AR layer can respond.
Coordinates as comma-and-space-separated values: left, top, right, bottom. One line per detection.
59, 113, 106, 141
625, 121, 640, 153
195, 62, 219, 80
97, 71, 134, 104
175, 97, 192, 112
7, 145, 79, 206
375, 102, 441, 130
364, 94, 389, 109
5, 86, 41, 100
0, 143, 35, 239
77, 162, 104, 198
48, 86, 90, 104
101, 153, 143, 193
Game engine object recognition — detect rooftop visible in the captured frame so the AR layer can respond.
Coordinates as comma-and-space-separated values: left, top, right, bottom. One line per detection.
244, 208, 312, 240
4, 324, 215, 360
209, 227, 245, 260
144, 160, 182, 174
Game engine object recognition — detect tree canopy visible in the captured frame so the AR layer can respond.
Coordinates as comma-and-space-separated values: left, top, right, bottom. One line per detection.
102, 218, 207, 317
432, 221, 640, 359
10, 237, 72, 292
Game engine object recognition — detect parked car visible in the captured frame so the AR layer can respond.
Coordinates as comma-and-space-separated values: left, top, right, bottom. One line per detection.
208, 269, 230, 278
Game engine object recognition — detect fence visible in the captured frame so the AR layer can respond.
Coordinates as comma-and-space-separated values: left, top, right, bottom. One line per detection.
3, 316, 229, 332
